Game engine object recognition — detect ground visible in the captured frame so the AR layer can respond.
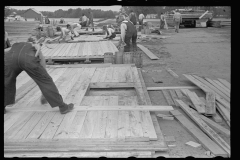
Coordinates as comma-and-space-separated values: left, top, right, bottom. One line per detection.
138, 26, 231, 157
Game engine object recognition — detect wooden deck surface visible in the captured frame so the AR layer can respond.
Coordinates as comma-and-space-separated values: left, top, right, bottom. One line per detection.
42, 41, 118, 59
4, 64, 168, 157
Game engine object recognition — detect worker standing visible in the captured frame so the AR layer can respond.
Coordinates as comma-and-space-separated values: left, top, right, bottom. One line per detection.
79, 14, 88, 27
4, 37, 74, 114
159, 12, 165, 30
173, 10, 182, 33
129, 10, 137, 25
118, 15, 138, 52
103, 25, 116, 40
138, 13, 145, 30
67, 22, 81, 37
88, 10, 94, 32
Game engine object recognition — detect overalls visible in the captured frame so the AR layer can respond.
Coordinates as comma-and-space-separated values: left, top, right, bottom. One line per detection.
122, 21, 138, 52
4, 42, 65, 108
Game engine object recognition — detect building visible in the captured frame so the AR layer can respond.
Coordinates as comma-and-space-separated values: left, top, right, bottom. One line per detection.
21, 8, 43, 23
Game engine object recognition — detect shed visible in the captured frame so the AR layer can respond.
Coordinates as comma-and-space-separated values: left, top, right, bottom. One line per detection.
21, 8, 43, 23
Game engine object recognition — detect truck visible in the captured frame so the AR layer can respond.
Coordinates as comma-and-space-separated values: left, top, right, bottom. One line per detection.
165, 8, 213, 28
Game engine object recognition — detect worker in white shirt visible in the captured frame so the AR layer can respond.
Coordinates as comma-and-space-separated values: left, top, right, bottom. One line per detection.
103, 25, 116, 40
56, 26, 74, 42
79, 14, 88, 27
118, 15, 137, 52
138, 13, 145, 26
67, 23, 81, 37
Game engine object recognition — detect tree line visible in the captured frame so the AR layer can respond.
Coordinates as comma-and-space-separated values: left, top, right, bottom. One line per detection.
5, 7, 119, 18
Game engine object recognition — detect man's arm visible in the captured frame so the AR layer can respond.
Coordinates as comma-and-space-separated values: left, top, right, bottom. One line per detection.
120, 23, 127, 42
4, 47, 11, 53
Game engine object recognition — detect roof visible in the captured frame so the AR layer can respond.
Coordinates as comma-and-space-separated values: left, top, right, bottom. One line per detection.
22, 8, 43, 16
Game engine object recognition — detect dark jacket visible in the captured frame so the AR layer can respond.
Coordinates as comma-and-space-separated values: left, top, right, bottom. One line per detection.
122, 20, 137, 37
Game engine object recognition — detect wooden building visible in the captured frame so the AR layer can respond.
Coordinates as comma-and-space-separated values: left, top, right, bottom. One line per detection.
21, 8, 43, 23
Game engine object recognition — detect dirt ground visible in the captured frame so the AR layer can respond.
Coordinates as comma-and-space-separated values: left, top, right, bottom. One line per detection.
138, 26, 230, 157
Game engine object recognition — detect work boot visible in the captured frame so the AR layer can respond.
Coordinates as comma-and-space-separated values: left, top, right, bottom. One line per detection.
40, 95, 48, 104
59, 103, 74, 114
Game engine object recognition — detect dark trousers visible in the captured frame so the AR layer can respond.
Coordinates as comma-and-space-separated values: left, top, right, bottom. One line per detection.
4, 42, 64, 108
80, 21, 87, 27
107, 32, 116, 39
124, 33, 137, 52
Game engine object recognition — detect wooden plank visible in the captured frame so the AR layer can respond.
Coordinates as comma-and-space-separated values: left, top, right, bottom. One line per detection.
183, 74, 230, 110
91, 96, 108, 139
217, 78, 230, 90
27, 111, 56, 139
50, 43, 66, 57
169, 90, 180, 107
192, 75, 230, 102
57, 43, 71, 57
213, 79, 230, 95
150, 113, 166, 146
162, 90, 175, 106
111, 67, 119, 83
147, 86, 199, 91
216, 102, 230, 123
61, 43, 73, 57
200, 115, 230, 137
46, 64, 135, 68
166, 68, 179, 78
183, 89, 205, 114
118, 66, 127, 83
175, 89, 183, 98
4, 112, 26, 133
170, 110, 227, 157
12, 112, 46, 140
216, 103, 230, 127
72, 43, 81, 57
204, 77, 230, 98
90, 68, 103, 83
176, 100, 230, 156
4, 112, 35, 140
98, 67, 108, 82
7, 105, 174, 112
39, 112, 66, 139
90, 82, 134, 89
104, 67, 114, 82
105, 96, 119, 138
137, 44, 159, 60
54, 43, 68, 57
125, 66, 134, 82
53, 111, 78, 139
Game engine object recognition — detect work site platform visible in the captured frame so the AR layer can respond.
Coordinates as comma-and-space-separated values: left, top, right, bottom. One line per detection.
4, 64, 171, 158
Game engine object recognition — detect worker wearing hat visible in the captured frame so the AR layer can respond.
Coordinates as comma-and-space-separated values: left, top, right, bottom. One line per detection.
4, 36, 74, 114
118, 14, 138, 52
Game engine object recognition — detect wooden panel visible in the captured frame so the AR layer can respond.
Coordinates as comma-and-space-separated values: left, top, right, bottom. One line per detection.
176, 100, 230, 156
12, 112, 46, 140
98, 68, 108, 82
4, 112, 35, 140
175, 89, 183, 98
105, 96, 119, 138
27, 111, 56, 139
76, 42, 85, 56
61, 43, 73, 57
4, 112, 25, 134
147, 86, 199, 90
111, 67, 119, 83
50, 43, 66, 57
170, 110, 228, 157
54, 43, 68, 57
66, 43, 78, 57
104, 67, 114, 82
213, 80, 230, 95
169, 90, 180, 107
57, 44, 71, 57
125, 66, 134, 82
72, 43, 81, 57
137, 44, 159, 60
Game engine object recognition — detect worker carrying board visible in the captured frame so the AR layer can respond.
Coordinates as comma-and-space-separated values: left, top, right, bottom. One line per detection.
4, 36, 74, 114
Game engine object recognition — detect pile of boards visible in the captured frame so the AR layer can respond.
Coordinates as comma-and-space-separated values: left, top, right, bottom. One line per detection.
155, 74, 230, 157
208, 20, 231, 28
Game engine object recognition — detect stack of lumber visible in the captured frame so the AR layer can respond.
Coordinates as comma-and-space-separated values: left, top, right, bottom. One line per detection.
183, 74, 230, 127
148, 82, 230, 157
208, 19, 231, 27
5, 21, 40, 43
4, 64, 171, 157
41, 41, 118, 60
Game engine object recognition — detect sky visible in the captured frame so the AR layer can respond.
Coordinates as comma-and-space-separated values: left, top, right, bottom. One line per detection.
10, 6, 122, 12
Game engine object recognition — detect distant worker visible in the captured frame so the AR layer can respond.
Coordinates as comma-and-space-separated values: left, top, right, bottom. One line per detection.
103, 25, 116, 40
59, 17, 65, 24
129, 10, 137, 25
173, 10, 182, 33
138, 13, 145, 26
45, 16, 50, 24
67, 22, 81, 37
4, 31, 11, 49
159, 12, 165, 30
118, 15, 138, 52
88, 10, 94, 32
79, 14, 88, 27
4, 37, 74, 114
56, 26, 74, 42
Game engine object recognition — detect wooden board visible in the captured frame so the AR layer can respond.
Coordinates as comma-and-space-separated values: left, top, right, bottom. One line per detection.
170, 110, 227, 157
147, 86, 199, 90
137, 44, 159, 60
217, 78, 230, 90
162, 90, 175, 106
176, 100, 230, 157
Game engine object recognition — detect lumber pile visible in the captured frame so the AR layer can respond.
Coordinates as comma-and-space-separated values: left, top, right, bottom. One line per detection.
151, 76, 230, 157
208, 20, 231, 27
